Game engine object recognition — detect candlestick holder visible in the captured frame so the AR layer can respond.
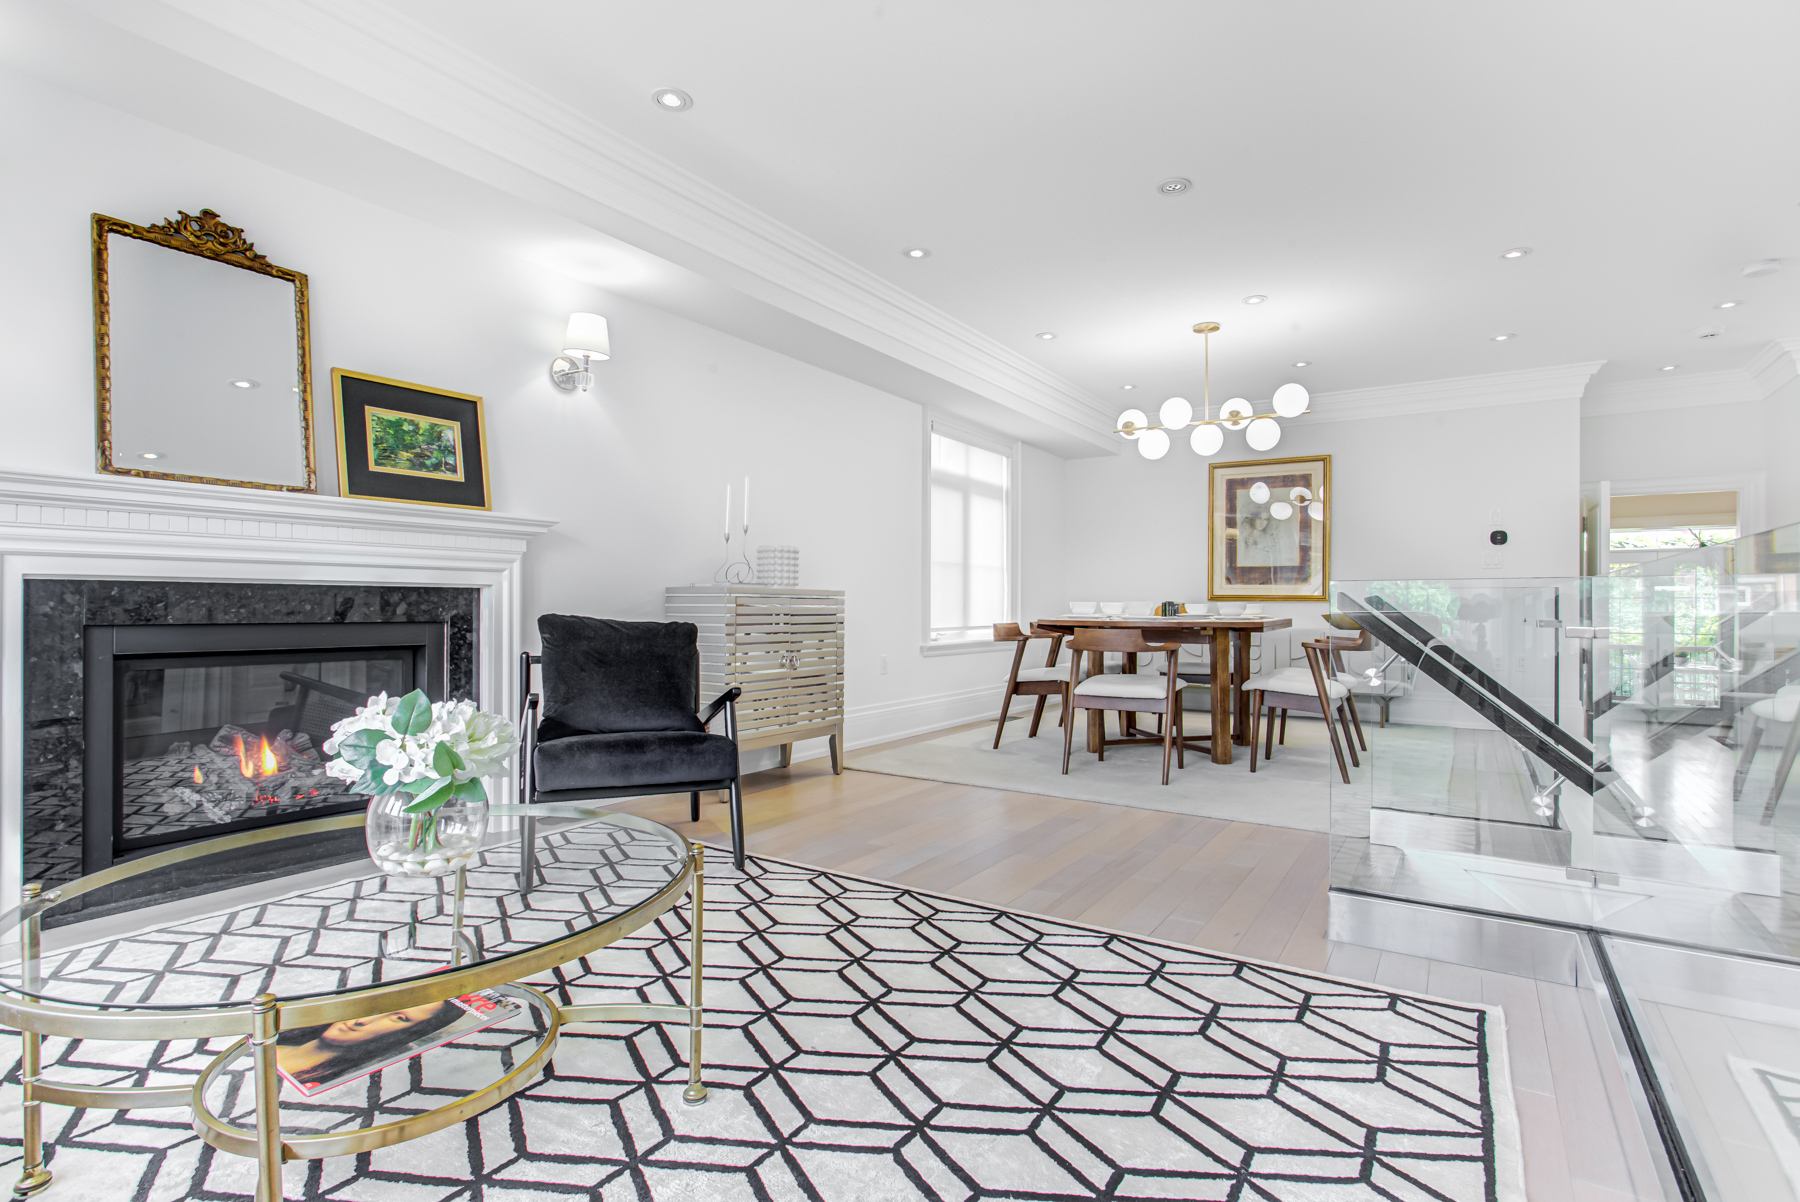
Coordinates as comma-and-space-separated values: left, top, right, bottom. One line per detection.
715, 522, 755, 584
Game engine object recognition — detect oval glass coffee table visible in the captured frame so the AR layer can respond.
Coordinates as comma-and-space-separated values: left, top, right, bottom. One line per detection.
0, 804, 706, 1202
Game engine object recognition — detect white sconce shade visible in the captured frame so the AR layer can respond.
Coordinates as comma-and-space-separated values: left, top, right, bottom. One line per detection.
1272, 382, 1309, 418
1269, 501, 1294, 520
1159, 397, 1193, 429
1137, 428, 1171, 459
1219, 398, 1253, 429
1190, 424, 1224, 456
1117, 408, 1148, 439
1249, 481, 1270, 504
563, 313, 612, 359
1246, 417, 1281, 451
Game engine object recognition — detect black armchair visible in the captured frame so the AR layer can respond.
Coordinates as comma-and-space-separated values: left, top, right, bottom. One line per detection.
517, 615, 745, 892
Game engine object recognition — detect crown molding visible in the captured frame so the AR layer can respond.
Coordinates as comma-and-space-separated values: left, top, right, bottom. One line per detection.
91, 0, 1116, 449
1579, 338, 1800, 418
1303, 361, 1604, 425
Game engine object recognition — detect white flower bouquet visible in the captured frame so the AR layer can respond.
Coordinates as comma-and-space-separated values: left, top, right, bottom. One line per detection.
324, 689, 518, 875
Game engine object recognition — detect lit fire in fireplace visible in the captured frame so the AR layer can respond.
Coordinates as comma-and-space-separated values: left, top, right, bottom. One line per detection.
233, 735, 281, 779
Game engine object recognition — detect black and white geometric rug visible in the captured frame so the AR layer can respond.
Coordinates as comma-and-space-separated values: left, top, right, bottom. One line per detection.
0, 837, 1523, 1201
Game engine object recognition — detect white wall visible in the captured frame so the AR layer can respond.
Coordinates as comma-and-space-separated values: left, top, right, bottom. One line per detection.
0, 68, 1038, 762
1764, 377, 1800, 531
1060, 396, 1582, 637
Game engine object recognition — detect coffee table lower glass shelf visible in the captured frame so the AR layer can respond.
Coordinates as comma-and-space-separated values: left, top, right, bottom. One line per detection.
0, 804, 707, 1202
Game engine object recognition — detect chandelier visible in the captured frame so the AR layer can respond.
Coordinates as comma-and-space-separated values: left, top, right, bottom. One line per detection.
1114, 322, 1311, 460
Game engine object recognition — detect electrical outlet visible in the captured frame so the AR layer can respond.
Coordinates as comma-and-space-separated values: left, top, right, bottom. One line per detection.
879, 655, 889, 675
1483, 547, 1503, 568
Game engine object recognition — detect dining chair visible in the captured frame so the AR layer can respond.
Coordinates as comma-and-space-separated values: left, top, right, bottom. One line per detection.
1244, 638, 1360, 783
1315, 627, 1372, 753
1732, 683, 1800, 824
1061, 627, 1188, 784
990, 622, 1069, 747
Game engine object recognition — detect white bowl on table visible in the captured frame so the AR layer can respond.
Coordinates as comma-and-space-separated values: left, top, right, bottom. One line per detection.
1243, 604, 1264, 616
1185, 602, 1211, 615
1123, 601, 1155, 616
1099, 602, 1125, 616
1069, 601, 1097, 614
1216, 602, 1247, 617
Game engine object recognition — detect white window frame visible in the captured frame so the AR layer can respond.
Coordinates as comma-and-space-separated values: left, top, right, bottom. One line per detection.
920, 413, 1021, 656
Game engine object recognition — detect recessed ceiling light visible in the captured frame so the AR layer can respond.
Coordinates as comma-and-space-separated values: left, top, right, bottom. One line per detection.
1492, 333, 1514, 341
1500, 247, 1532, 259
229, 379, 258, 388
1035, 332, 1056, 340
1717, 300, 1740, 309
1742, 259, 1782, 277
1243, 295, 1267, 305
1158, 178, 1191, 195
1661, 364, 1679, 371
1294, 361, 1310, 367
139, 452, 161, 460
902, 247, 930, 259
1120, 384, 1135, 390
651, 88, 692, 110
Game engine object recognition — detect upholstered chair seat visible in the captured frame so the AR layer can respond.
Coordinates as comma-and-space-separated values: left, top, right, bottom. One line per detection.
534, 730, 740, 792
1074, 676, 1172, 701
1248, 666, 1351, 701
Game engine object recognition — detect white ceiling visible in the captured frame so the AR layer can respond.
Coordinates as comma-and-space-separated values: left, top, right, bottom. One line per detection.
377, 0, 1800, 403
14, 0, 1800, 453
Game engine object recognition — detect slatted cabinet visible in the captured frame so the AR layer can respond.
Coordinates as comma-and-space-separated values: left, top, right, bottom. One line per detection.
665, 585, 845, 773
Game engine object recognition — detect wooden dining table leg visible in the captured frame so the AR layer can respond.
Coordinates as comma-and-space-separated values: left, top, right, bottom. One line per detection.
1232, 628, 1254, 745
1085, 649, 1105, 753
1122, 651, 1139, 736
1208, 626, 1233, 764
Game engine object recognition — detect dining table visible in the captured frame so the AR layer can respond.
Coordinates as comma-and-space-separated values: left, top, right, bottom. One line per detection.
1031, 615, 1294, 765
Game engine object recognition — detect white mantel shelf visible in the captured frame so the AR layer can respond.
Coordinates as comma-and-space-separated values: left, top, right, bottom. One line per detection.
0, 468, 559, 905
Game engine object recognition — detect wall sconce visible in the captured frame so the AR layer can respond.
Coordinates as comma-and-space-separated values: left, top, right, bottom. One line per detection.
550, 312, 610, 391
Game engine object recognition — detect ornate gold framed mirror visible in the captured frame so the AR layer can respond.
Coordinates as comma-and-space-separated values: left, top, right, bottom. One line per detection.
93, 209, 316, 492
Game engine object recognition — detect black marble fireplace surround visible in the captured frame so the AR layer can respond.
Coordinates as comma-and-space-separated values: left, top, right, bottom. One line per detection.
24, 580, 478, 906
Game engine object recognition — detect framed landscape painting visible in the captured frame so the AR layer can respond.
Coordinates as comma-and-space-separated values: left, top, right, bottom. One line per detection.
1208, 454, 1330, 601
331, 369, 490, 510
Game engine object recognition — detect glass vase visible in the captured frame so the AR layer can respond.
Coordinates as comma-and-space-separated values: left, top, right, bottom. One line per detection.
365, 787, 488, 878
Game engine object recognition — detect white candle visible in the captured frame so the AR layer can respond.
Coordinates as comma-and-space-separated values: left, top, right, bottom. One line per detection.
742, 476, 750, 530
723, 483, 731, 538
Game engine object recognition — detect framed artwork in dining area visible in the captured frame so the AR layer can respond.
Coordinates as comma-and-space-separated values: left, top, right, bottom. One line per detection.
1208, 454, 1330, 601
331, 368, 491, 510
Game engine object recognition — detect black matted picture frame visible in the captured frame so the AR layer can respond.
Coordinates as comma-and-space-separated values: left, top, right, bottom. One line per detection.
332, 368, 490, 510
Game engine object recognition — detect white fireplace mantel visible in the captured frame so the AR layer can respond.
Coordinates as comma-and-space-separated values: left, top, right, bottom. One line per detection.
0, 468, 559, 902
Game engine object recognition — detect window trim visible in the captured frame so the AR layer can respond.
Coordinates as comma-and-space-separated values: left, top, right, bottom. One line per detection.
920, 413, 1021, 657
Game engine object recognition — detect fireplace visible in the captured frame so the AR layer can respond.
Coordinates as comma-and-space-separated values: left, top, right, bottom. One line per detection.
82, 622, 447, 875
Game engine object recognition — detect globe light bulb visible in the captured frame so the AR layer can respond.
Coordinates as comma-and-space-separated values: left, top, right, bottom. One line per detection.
1220, 399, 1253, 430
1269, 501, 1294, 520
1290, 486, 1313, 503
1249, 481, 1270, 504
1138, 428, 1171, 459
1117, 408, 1148, 440
1190, 424, 1224, 456
1246, 417, 1281, 450
1272, 382, 1309, 418
1159, 397, 1193, 430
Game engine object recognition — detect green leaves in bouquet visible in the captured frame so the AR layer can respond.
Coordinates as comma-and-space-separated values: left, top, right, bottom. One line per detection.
392, 689, 433, 736
332, 729, 390, 792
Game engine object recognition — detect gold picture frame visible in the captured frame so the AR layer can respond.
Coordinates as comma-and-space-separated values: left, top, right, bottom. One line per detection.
1208, 454, 1331, 601
92, 209, 316, 492
332, 369, 491, 510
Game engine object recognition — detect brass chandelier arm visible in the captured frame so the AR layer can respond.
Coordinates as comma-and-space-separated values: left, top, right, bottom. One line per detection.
1112, 408, 1312, 435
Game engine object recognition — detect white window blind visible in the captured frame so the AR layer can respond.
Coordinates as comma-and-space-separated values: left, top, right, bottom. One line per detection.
928, 427, 1012, 643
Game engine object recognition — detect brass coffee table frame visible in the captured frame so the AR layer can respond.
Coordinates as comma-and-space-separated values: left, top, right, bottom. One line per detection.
0, 804, 708, 1202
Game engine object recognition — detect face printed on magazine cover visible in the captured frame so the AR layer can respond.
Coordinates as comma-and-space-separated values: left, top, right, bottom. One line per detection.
320, 1003, 447, 1046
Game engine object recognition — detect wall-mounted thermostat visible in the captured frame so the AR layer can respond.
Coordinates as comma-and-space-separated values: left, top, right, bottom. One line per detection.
1489, 530, 1509, 545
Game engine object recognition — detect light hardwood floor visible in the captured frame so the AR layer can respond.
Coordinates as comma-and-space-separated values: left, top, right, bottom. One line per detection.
610, 723, 1674, 1201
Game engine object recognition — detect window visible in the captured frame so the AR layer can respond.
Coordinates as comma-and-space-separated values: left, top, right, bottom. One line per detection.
926, 423, 1014, 645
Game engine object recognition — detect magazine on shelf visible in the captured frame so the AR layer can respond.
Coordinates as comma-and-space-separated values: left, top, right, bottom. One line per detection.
274, 989, 523, 1098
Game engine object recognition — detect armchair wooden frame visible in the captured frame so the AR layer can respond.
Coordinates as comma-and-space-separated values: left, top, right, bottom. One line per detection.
990, 623, 1069, 748
1060, 627, 1190, 784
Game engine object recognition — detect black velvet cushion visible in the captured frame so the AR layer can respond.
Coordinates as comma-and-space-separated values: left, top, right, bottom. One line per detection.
534, 730, 738, 792
538, 615, 703, 735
